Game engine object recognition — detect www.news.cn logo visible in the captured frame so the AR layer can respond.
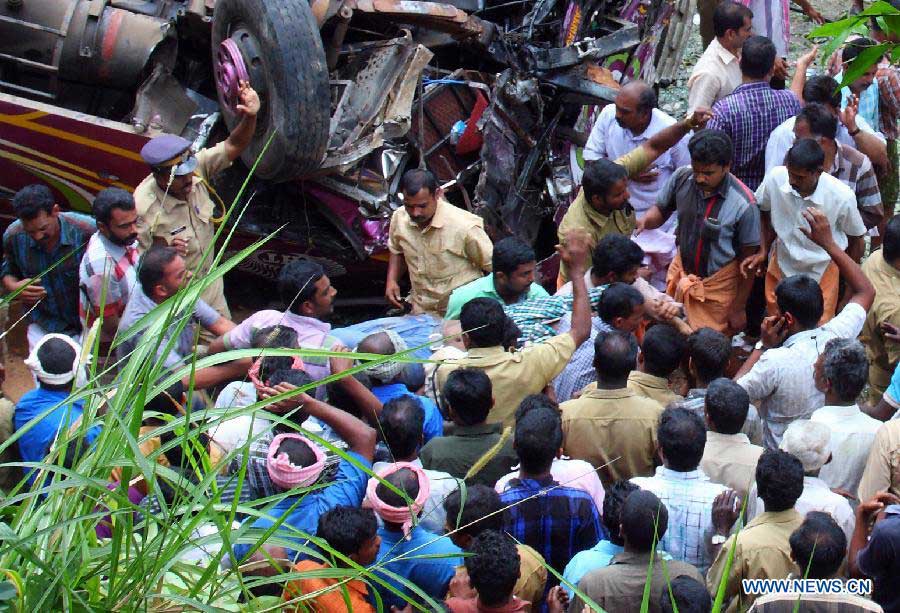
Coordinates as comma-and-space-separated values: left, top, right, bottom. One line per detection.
742, 578, 873, 596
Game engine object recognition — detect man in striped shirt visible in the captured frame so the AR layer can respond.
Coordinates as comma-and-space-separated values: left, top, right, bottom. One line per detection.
79, 188, 140, 343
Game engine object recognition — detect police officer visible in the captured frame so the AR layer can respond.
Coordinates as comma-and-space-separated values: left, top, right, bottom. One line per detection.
134, 80, 260, 318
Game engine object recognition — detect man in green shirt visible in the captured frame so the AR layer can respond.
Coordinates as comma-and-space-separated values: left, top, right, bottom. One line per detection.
444, 237, 549, 320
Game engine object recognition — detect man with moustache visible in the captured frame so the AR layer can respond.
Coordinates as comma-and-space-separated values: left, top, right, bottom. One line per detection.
133, 80, 260, 319
79, 187, 141, 343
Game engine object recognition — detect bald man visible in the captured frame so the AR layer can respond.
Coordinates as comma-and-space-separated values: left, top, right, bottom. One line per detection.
584, 81, 691, 287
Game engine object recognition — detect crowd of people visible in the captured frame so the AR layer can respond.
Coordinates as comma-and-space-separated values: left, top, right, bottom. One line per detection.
2, 2, 900, 611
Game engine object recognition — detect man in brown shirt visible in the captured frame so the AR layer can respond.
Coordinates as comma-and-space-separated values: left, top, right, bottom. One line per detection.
560, 329, 664, 487
857, 419, 900, 503
707, 450, 805, 613
700, 378, 763, 498
627, 323, 686, 407
386, 169, 493, 316
569, 489, 704, 613
435, 231, 593, 427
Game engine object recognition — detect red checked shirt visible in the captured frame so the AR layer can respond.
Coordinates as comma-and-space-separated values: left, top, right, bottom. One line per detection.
78, 232, 139, 325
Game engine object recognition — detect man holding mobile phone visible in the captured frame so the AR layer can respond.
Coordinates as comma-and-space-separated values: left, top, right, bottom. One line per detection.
133, 80, 260, 318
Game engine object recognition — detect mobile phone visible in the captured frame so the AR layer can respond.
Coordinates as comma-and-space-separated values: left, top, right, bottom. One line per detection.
170, 225, 187, 236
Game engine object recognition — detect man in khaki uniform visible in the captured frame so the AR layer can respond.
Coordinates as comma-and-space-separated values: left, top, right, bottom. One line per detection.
134, 81, 260, 318
707, 450, 805, 613
560, 329, 664, 487
860, 218, 900, 404
434, 231, 593, 428
385, 169, 492, 317
857, 420, 900, 503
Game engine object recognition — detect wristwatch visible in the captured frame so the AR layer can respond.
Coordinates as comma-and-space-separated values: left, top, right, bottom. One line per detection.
849, 126, 861, 136
711, 534, 728, 546
754, 340, 765, 352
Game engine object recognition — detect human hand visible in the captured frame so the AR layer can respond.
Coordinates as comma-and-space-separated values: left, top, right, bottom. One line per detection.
712, 490, 741, 534
169, 237, 189, 257
799, 207, 836, 250
804, 5, 825, 24
547, 586, 571, 613
773, 57, 789, 81
556, 229, 592, 274
655, 300, 681, 322
686, 107, 713, 130
385, 280, 404, 310
881, 321, 900, 342
796, 44, 819, 68
631, 168, 660, 184
739, 251, 767, 279
447, 568, 477, 599
839, 94, 859, 133
236, 80, 261, 117
329, 346, 355, 374
856, 491, 900, 522
760, 314, 789, 349
259, 382, 311, 415
634, 217, 646, 236
14, 278, 46, 304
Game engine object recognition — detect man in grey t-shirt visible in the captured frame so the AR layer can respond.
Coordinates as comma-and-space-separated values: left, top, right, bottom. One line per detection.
638, 129, 761, 335
117, 245, 234, 368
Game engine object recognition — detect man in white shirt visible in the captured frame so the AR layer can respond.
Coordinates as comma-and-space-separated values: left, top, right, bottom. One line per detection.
689, 1, 753, 112
734, 208, 875, 449
767, 75, 888, 177
631, 406, 731, 574
778, 420, 855, 542
810, 338, 882, 496
755, 139, 867, 323
584, 81, 690, 287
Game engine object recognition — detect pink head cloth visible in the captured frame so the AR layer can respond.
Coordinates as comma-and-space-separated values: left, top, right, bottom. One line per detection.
366, 461, 431, 539
249, 355, 305, 392
266, 433, 326, 490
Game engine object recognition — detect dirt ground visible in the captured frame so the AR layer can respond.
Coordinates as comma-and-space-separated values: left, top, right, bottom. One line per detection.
0, 0, 848, 403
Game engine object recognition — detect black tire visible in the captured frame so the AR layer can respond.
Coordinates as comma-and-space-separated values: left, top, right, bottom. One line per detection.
212, 0, 330, 182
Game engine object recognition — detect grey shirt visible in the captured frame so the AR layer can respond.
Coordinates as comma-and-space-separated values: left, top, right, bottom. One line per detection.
117, 287, 220, 368
657, 167, 761, 277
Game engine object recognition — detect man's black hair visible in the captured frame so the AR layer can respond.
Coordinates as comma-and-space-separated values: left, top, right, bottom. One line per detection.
621, 490, 669, 552
250, 325, 299, 349
821, 338, 868, 402
797, 103, 838, 141
138, 245, 180, 297
465, 530, 521, 607
501, 317, 522, 351
460, 298, 507, 348
785, 138, 825, 172
688, 129, 734, 166
317, 505, 378, 558
375, 467, 420, 508
686, 328, 731, 385
635, 85, 658, 114
12, 184, 55, 221
658, 407, 707, 472
740, 36, 776, 79
592, 234, 645, 278
881, 215, 900, 263
756, 449, 804, 512
159, 428, 211, 470
92, 187, 136, 226
144, 381, 186, 417
705, 377, 750, 434
597, 282, 644, 325
842, 37, 876, 64
803, 75, 842, 109
257, 356, 295, 384
514, 393, 559, 425
642, 324, 686, 378
603, 480, 640, 546
514, 405, 562, 475
660, 575, 713, 613
267, 368, 315, 389
400, 168, 439, 196
593, 329, 639, 380
493, 237, 536, 276
325, 371, 372, 419
275, 437, 318, 469
443, 484, 502, 535
379, 396, 425, 459
582, 158, 628, 203
789, 512, 848, 579
278, 259, 325, 312
443, 368, 492, 426
713, 0, 753, 37
775, 274, 824, 330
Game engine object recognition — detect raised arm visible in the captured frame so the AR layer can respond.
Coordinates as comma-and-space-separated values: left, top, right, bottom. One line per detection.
556, 229, 592, 347
614, 108, 712, 179
841, 94, 889, 173
223, 82, 260, 162
800, 207, 875, 310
